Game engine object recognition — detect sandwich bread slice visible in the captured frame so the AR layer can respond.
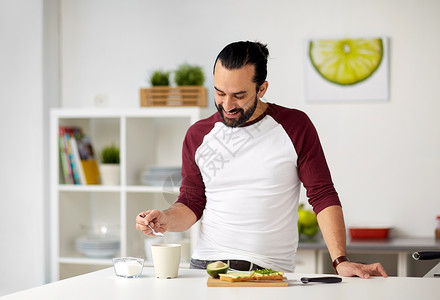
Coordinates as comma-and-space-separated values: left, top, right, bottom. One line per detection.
218, 272, 254, 282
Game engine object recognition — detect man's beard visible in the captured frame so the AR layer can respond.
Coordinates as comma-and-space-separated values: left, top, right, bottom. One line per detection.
216, 96, 258, 128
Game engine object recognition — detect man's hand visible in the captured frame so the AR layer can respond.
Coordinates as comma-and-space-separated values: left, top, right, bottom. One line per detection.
336, 261, 388, 278
136, 203, 197, 236
136, 210, 168, 237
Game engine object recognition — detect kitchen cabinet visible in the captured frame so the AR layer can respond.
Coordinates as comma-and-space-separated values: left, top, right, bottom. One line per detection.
297, 237, 440, 277
50, 108, 211, 281
295, 249, 318, 274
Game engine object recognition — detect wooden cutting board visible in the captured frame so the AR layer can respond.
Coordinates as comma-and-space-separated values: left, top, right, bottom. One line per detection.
207, 277, 288, 287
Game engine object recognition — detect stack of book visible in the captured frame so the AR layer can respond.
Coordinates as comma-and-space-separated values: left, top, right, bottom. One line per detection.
59, 126, 101, 185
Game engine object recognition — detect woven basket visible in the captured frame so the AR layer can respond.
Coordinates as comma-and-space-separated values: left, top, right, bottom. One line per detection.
140, 86, 207, 107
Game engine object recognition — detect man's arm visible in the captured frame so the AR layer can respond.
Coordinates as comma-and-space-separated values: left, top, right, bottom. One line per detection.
164, 203, 198, 231
316, 205, 347, 261
317, 205, 388, 278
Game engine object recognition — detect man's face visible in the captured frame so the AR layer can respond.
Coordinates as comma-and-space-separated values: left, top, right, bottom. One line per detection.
214, 62, 260, 128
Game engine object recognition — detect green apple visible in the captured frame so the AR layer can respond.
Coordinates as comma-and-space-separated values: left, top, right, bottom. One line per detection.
298, 209, 318, 227
303, 225, 319, 237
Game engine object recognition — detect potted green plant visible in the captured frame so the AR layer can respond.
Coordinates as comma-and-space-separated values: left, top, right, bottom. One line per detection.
140, 64, 207, 107
174, 63, 205, 86
150, 70, 170, 86
99, 144, 120, 185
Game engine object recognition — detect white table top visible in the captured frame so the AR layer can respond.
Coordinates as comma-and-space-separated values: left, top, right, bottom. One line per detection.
1, 267, 439, 300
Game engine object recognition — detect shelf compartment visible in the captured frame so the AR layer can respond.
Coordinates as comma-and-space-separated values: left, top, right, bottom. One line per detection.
57, 117, 121, 185
59, 191, 121, 259
58, 117, 120, 157
125, 117, 188, 186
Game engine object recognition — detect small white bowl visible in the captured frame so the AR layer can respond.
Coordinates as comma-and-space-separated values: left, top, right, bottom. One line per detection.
112, 257, 144, 278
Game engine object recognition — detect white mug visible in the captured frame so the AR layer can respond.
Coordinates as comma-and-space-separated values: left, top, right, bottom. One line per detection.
151, 244, 181, 279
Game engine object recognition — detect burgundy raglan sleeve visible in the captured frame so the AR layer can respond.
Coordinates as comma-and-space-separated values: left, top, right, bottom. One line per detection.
175, 122, 209, 220
277, 107, 341, 214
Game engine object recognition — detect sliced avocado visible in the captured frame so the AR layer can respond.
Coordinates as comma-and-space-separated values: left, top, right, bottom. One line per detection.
206, 261, 229, 278
253, 268, 279, 275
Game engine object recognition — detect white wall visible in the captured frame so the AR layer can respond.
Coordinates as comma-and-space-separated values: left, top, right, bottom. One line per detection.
0, 0, 48, 296
60, 0, 440, 237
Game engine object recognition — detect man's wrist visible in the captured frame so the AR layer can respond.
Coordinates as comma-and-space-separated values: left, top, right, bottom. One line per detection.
332, 255, 350, 274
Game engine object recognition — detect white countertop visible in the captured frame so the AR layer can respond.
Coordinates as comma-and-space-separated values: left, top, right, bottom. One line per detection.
1, 267, 439, 300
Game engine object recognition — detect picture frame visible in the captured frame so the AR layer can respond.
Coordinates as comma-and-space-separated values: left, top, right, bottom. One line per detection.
304, 37, 389, 102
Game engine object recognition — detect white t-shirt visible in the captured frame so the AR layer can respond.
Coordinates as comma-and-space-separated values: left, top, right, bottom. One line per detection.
177, 103, 340, 272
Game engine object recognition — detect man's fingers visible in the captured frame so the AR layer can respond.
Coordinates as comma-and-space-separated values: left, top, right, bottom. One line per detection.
352, 265, 370, 279
135, 211, 155, 233
360, 270, 370, 279
135, 210, 167, 236
136, 213, 146, 224
358, 263, 388, 278
136, 222, 159, 236
371, 262, 388, 277
135, 219, 149, 231
143, 210, 161, 224
136, 210, 159, 225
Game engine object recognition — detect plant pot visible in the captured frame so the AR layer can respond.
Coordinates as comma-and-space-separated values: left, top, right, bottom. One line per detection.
100, 164, 120, 185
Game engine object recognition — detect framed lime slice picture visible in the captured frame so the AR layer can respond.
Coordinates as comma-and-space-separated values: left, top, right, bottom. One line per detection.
305, 37, 389, 102
309, 38, 383, 86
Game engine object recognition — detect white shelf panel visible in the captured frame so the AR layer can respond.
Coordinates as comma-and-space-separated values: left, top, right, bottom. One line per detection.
58, 184, 180, 193
51, 107, 205, 119
126, 185, 180, 193
58, 258, 190, 269
58, 185, 122, 192
59, 256, 113, 266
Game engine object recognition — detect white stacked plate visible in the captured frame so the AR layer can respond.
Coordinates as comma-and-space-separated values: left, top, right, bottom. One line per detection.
140, 166, 182, 186
75, 236, 120, 258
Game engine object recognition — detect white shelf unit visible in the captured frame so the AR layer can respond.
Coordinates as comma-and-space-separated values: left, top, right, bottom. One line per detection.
50, 107, 210, 281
